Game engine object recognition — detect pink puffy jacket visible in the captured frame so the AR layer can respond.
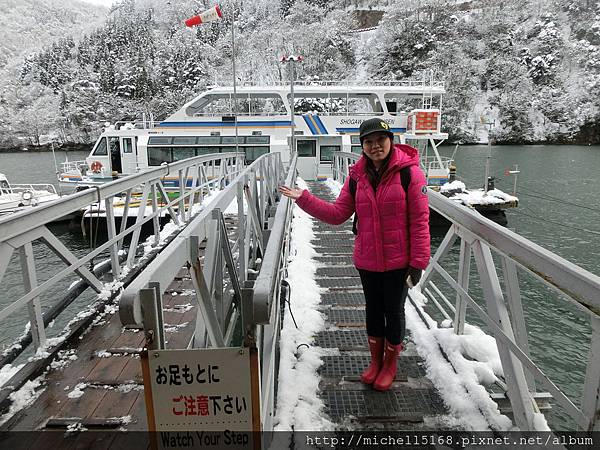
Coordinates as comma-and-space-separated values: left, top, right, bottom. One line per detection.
295, 144, 430, 272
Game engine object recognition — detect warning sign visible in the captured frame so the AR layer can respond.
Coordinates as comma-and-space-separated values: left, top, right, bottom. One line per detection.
142, 347, 255, 449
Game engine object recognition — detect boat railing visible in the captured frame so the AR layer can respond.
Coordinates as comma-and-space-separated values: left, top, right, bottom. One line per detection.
10, 183, 58, 195
422, 155, 453, 172
0, 153, 245, 395
61, 160, 88, 174
332, 151, 600, 431
112, 120, 162, 130
231, 79, 445, 88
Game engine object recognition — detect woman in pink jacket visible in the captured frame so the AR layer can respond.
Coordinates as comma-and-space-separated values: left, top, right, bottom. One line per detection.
279, 118, 430, 391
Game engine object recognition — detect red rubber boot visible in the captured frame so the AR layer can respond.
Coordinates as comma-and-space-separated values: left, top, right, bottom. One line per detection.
360, 336, 384, 384
373, 341, 403, 391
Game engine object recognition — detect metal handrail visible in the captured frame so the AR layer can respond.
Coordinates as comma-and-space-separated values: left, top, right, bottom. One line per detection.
9, 184, 58, 195
228, 79, 445, 88
251, 154, 297, 430
0, 154, 241, 241
0, 153, 244, 358
427, 191, 600, 311
119, 152, 285, 328
331, 152, 600, 431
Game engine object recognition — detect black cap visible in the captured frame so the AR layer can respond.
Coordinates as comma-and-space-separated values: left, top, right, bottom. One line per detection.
359, 118, 394, 143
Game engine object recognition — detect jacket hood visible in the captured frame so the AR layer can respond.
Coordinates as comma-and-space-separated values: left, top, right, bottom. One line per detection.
349, 144, 420, 180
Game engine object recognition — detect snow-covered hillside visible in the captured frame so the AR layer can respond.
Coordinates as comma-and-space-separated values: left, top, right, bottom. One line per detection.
1, 0, 599, 148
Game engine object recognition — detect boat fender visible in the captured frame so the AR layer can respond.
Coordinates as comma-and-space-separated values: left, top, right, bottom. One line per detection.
91, 161, 103, 173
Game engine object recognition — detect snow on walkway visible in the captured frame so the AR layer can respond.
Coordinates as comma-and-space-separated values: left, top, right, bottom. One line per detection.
273, 178, 335, 432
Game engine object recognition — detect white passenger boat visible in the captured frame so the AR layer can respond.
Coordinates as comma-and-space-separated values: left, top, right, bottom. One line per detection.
58, 78, 451, 186
0, 173, 60, 215
57, 78, 517, 221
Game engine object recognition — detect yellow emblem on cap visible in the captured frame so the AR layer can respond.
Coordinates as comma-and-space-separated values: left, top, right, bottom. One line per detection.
380, 121, 389, 130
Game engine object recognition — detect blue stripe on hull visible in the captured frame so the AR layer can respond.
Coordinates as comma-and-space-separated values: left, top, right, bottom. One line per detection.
302, 116, 318, 135
314, 116, 328, 134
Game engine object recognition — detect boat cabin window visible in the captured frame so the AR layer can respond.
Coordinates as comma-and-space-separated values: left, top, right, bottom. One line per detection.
385, 94, 423, 112
0, 179, 10, 194
246, 136, 269, 144
148, 147, 172, 166
148, 137, 173, 145
197, 136, 221, 144
186, 93, 287, 116
348, 94, 379, 114
320, 145, 340, 162
245, 146, 269, 163
350, 135, 363, 154
238, 94, 287, 115
93, 137, 108, 156
289, 93, 381, 115
122, 138, 133, 153
173, 137, 197, 145
172, 148, 195, 161
147, 135, 272, 166
297, 140, 316, 157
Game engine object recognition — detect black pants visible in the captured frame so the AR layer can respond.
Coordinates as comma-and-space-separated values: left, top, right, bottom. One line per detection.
358, 268, 408, 345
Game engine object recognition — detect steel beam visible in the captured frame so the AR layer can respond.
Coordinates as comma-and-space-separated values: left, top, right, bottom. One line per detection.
19, 243, 46, 350
472, 240, 536, 430
582, 313, 600, 431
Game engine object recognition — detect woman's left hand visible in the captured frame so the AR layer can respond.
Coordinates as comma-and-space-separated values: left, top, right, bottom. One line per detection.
279, 186, 304, 200
406, 266, 422, 286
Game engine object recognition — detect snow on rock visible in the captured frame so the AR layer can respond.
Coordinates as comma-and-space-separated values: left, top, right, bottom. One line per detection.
274, 177, 334, 433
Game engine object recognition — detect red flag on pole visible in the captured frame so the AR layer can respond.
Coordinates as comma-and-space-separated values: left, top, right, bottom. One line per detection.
185, 5, 223, 27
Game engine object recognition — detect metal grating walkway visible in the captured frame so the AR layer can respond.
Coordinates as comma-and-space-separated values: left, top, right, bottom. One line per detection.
306, 181, 451, 430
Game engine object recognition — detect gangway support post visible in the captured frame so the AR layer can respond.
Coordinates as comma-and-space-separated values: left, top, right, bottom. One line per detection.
140, 283, 165, 351
104, 197, 121, 280
188, 234, 225, 348
472, 240, 536, 430
582, 314, 600, 431
453, 239, 471, 335
19, 243, 46, 350
501, 257, 536, 392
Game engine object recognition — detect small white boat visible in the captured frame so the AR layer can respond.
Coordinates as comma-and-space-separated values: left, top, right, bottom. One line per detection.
0, 173, 60, 216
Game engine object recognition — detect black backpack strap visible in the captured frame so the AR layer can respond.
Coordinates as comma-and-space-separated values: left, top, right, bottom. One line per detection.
349, 177, 357, 197
400, 166, 411, 196
349, 177, 358, 235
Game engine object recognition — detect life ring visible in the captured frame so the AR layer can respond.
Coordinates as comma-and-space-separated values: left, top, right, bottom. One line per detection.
20, 190, 33, 206
90, 161, 103, 173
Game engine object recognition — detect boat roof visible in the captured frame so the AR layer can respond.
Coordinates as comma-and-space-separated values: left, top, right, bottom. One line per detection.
186, 80, 445, 100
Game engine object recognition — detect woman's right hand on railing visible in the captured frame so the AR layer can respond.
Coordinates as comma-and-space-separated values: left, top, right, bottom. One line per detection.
279, 186, 304, 200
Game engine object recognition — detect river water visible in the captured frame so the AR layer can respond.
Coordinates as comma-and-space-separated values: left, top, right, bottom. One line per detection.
1, 145, 599, 430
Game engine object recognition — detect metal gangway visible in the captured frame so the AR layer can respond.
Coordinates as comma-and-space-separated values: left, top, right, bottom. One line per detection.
0, 150, 598, 442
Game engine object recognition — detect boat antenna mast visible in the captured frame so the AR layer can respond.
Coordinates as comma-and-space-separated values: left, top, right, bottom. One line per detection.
280, 55, 303, 156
